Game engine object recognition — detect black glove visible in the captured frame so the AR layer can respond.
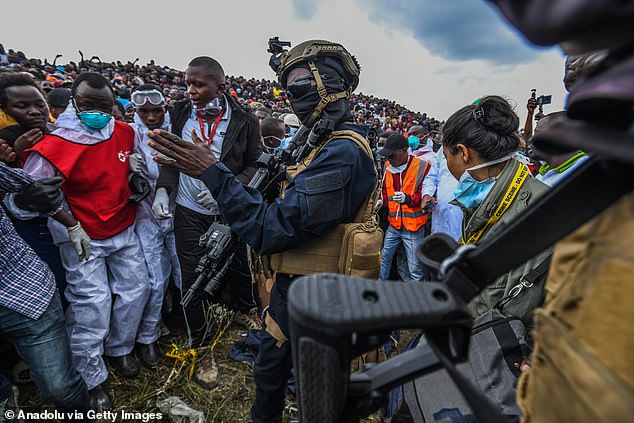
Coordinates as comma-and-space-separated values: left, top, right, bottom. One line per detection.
14, 176, 63, 213
129, 173, 151, 203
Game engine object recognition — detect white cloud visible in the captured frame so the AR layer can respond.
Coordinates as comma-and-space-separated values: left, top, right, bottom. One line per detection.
2, 0, 567, 121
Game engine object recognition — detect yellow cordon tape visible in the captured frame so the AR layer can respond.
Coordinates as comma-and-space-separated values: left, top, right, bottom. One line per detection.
165, 343, 197, 379
462, 164, 529, 245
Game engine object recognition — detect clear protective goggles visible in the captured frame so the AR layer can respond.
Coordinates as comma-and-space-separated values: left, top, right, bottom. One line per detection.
196, 96, 224, 117
131, 89, 166, 107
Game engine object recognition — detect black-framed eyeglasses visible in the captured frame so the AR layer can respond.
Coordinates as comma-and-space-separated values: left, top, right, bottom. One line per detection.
286, 77, 315, 99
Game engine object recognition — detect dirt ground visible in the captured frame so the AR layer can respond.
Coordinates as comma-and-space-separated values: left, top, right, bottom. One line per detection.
17, 304, 398, 423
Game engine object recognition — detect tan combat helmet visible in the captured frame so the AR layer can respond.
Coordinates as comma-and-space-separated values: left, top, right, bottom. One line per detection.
275, 40, 361, 126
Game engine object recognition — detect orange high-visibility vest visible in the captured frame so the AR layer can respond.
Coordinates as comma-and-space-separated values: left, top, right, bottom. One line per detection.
385, 156, 430, 231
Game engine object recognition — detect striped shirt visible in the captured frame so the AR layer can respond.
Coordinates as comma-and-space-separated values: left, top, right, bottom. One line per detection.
0, 162, 56, 319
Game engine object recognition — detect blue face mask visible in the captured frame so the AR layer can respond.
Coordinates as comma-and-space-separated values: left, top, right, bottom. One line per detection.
408, 135, 419, 150
78, 110, 112, 130
288, 127, 297, 137
453, 154, 514, 209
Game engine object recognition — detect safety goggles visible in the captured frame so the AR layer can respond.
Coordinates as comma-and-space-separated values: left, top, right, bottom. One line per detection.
197, 97, 223, 117
131, 90, 165, 107
263, 135, 284, 144
286, 77, 315, 99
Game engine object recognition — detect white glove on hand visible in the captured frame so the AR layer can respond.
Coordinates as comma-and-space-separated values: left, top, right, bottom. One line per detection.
196, 188, 218, 212
67, 222, 91, 261
374, 198, 383, 212
152, 187, 172, 219
129, 153, 146, 174
392, 191, 407, 204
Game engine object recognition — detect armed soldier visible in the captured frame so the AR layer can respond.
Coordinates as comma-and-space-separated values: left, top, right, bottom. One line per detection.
148, 39, 380, 423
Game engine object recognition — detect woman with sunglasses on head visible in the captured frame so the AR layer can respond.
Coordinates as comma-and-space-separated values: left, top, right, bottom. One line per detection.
127, 84, 182, 370
442, 95, 551, 327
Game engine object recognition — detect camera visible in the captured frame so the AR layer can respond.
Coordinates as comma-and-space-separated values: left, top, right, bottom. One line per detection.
531, 89, 552, 113
536, 95, 552, 106
268, 37, 292, 74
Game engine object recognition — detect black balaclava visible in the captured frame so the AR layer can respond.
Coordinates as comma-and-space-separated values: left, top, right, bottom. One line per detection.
285, 56, 353, 128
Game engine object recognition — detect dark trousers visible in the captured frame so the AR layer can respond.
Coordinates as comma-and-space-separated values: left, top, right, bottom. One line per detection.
11, 217, 67, 309
174, 204, 255, 348
251, 274, 293, 423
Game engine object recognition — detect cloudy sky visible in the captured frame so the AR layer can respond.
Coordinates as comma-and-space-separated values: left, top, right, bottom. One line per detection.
3, 0, 568, 121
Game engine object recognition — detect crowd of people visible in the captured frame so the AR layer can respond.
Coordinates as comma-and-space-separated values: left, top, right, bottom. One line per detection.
0, 3, 632, 420
0, 43, 442, 138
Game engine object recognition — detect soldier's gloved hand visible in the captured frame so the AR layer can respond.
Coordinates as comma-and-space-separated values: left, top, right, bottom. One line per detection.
392, 191, 407, 204
129, 152, 145, 174
129, 173, 151, 203
152, 187, 172, 219
196, 188, 216, 211
14, 176, 63, 213
67, 222, 91, 261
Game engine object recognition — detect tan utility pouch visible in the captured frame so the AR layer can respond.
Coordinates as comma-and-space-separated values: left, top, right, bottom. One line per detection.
338, 186, 383, 278
336, 130, 383, 279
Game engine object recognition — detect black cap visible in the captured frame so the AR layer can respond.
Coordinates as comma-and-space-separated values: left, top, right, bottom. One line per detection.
377, 133, 408, 157
47, 88, 71, 108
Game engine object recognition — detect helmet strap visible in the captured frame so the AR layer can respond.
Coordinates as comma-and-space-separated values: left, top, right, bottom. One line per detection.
305, 60, 351, 127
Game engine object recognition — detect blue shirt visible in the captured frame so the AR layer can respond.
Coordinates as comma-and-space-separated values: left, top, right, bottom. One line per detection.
176, 97, 232, 215
0, 162, 56, 319
200, 124, 376, 255
421, 149, 463, 240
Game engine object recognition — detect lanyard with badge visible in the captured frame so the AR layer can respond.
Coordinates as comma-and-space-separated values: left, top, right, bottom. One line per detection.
197, 110, 223, 146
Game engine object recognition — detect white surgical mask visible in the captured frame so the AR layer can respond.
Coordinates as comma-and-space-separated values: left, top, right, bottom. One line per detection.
387, 163, 408, 174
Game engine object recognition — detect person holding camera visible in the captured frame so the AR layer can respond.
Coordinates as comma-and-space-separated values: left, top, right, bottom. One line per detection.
152, 56, 262, 389
147, 39, 377, 423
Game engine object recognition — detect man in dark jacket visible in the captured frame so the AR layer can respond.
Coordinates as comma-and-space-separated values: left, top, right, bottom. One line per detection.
148, 39, 377, 423
153, 56, 262, 388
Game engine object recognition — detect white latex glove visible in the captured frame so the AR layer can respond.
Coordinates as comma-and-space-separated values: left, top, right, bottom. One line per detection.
67, 222, 91, 261
196, 188, 217, 212
392, 191, 407, 204
129, 152, 146, 174
374, 198, 383, 212
152, 187, 172, 219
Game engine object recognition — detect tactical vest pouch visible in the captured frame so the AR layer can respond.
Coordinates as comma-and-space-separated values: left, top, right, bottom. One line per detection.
270, 130, 383, 278
339, 221, 383, 278
338, 169, 383, 278
269, 225, 344, 275
250, 252, 275, 309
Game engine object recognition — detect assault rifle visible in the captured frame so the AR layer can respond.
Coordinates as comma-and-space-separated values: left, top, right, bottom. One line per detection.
180, 221, 236, 308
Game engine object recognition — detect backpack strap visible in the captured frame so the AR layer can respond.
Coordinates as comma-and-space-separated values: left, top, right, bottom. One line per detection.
495, 254, 553, 310
329, 130, 380, 224
421, 156, 634, 303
